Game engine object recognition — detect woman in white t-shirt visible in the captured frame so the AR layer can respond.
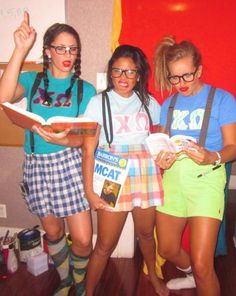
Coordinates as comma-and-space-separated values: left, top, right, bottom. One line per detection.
82, 45, 169, 296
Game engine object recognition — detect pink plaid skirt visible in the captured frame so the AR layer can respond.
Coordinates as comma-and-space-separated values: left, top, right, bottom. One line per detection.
99, 144, 164, 211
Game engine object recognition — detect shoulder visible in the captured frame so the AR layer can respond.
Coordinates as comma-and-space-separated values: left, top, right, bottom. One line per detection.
81, 79, 96, 92
148, 95, 161, 108
208, 85, 236, 107
214, 86, 235, 100
18, 72, 39, 90
19, 71, 38, 81
161, 94, 173, 109
86, 92, 102, 106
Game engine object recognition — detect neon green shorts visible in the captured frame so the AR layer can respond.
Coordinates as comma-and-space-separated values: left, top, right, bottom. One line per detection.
156, 158, 226, 220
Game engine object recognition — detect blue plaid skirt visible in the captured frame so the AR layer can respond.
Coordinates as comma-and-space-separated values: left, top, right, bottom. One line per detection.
23, 148, 89, 218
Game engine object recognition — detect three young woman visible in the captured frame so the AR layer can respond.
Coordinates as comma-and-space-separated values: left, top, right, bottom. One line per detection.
2, 10, 236, 296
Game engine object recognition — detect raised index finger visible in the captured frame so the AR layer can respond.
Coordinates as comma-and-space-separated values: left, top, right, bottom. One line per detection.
24, 11, 30, 25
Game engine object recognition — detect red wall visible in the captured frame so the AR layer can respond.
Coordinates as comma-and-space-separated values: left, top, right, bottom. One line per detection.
119, 0, 236, 103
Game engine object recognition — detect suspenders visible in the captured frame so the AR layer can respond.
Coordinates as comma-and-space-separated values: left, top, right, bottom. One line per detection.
198, 87, 216, 147
102, 91, 114, 147
29, 73, 83, 154
166, 87, 216, 147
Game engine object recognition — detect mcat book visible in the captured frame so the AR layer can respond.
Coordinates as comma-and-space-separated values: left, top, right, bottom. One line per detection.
93, 149, 130, 210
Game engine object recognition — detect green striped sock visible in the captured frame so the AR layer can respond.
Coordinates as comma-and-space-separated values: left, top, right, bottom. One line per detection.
71, 251, 89, 296
46, 235, 72, 296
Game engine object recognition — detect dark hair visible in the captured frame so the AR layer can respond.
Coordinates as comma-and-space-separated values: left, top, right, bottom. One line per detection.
42, 23, 81, 102
154, 36, 202, 93
106, 44, 151, 105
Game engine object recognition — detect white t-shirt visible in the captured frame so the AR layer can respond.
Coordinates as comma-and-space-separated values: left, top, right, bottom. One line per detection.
84, 89, 161, 145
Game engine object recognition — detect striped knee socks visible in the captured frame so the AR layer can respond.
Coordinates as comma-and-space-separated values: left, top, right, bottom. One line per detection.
47, 235, 72, 296
71, 251, 89, 296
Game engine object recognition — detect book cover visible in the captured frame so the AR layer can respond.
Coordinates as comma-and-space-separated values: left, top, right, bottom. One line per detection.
0, 102, 98, 136
93, 149, 130, 210
145, 133, 197, 159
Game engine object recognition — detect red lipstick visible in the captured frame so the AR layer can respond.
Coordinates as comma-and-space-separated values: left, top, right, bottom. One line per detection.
179, 87, 189, 92
63, 61, 71, 67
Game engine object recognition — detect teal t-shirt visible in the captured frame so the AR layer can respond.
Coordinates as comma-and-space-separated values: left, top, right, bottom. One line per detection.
19, 70, 96, 154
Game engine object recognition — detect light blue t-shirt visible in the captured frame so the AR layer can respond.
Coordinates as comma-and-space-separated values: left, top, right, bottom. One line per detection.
19, 70, 96, 154
160, 84, 236, 151
84, 89, 161, 145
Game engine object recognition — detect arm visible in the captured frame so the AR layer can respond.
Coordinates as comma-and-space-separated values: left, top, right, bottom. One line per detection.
185, 123, 236, 165
220, 123, 236, 162
82, 126, 109, 210
0, 12, 36, 103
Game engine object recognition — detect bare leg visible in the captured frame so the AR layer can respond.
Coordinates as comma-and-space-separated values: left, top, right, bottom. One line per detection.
189, 217, 220, 296
66, 210, 92, 256
133, 207, 169, 296
85, 210, 128, 296
155, 211, 190, 268
40, 214, 65, 241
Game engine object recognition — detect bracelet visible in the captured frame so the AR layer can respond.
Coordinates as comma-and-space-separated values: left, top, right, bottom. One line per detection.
213, 151, 221, 166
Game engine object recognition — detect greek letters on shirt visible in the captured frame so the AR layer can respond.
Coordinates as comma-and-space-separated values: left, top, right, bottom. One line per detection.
113, 111, 149, 135
33, 87, 72, 107
172, 108, 204, 131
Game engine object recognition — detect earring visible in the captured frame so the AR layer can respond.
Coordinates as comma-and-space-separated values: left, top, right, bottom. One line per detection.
47, 55, 51, 59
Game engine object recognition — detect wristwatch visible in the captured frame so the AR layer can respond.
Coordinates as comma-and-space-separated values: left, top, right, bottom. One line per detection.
213, 151, 221, 166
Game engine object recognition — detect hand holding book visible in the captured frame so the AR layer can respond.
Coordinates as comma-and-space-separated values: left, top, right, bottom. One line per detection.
154, 150, 177, 170
33, 125, 83, 147
145, 133, 197, 160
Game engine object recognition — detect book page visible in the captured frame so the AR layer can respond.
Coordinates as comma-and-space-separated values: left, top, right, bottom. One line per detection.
170, 135, 197, 160
1, 102, 45, 130
171, 135, 197, 153
1, 102, 98, 135
145, 133, 176, 157
46, 115, 96, 124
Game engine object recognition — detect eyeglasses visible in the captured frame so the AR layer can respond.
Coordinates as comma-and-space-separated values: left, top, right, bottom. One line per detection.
111, 68, 138, 79
168, 68, 198, 85
50, 45, 79, 55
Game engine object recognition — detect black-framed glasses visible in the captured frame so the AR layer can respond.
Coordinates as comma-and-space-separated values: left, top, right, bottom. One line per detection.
111, 68, 138, 79
168, 68, 198, 85
50, 45, 79, 55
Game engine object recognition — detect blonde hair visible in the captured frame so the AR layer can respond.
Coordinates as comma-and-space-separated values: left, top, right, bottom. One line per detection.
154, 36, 202, 94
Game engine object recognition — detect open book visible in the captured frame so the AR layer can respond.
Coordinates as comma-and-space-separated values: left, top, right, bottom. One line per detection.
0, 102, 98, 136
93, 149, 130, 210
145, 133, 197, 160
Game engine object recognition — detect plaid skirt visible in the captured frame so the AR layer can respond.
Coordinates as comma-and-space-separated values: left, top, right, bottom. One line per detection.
23, 148, 89, 218
100, 144, 164, 211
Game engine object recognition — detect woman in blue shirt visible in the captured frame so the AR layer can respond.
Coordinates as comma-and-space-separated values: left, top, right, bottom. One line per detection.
154, 36, 236, 296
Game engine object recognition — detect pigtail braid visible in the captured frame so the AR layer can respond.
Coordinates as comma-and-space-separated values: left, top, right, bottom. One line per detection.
65, 73, 77, 99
